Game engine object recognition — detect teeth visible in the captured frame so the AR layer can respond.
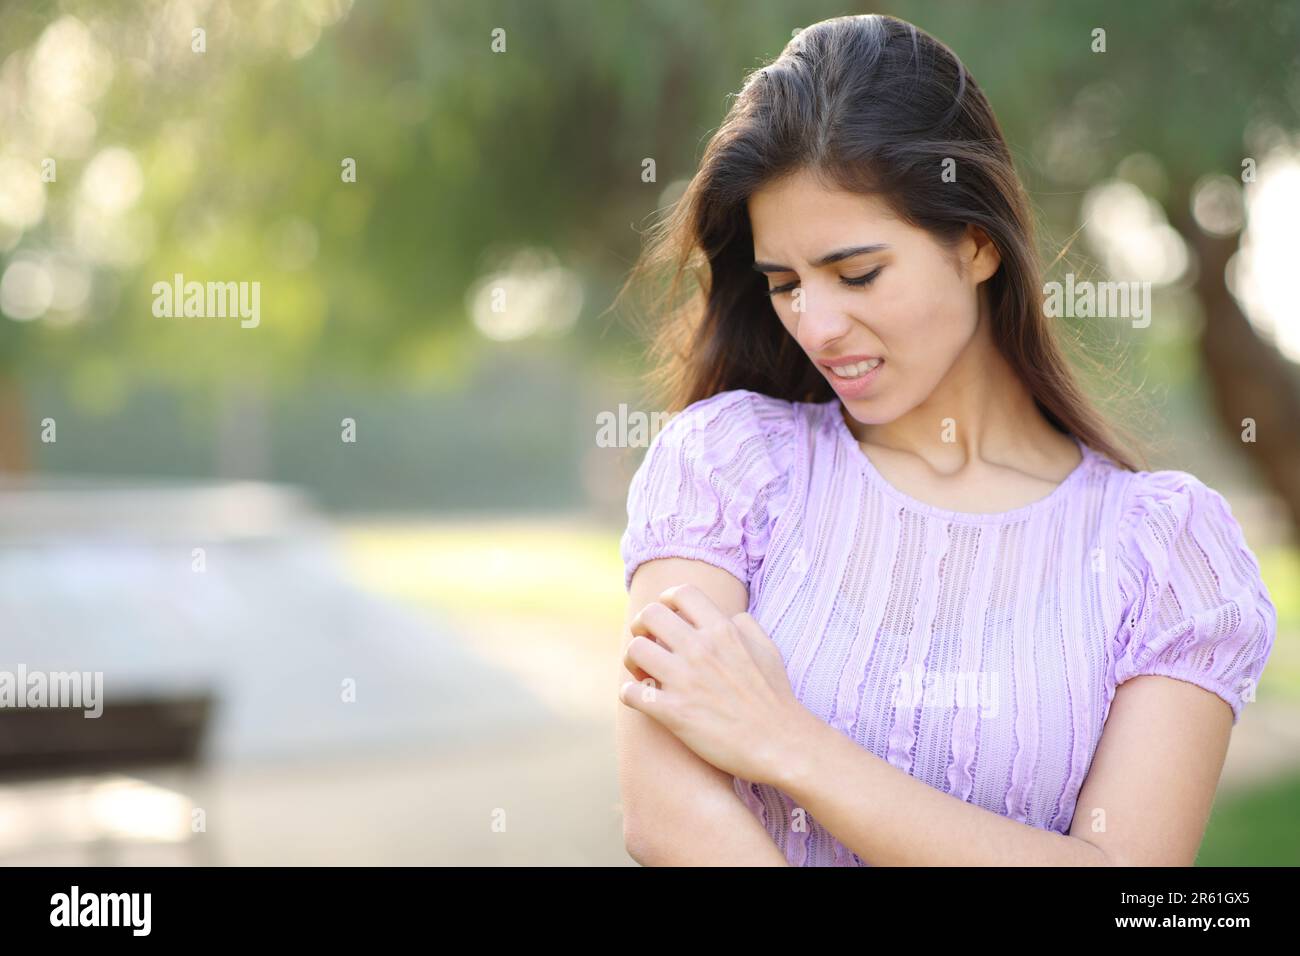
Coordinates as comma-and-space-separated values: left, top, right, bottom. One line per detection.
830, 358, 882, 378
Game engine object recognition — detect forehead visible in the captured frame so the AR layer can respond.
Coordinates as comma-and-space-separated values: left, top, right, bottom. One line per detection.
747, 168, 900, 257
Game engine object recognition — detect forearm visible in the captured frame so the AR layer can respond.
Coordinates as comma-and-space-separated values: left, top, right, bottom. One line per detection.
772, 711, 1113, 866
625, 791, 790, 866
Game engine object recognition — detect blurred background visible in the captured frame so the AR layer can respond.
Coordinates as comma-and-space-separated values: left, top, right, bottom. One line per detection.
0, 0, 1297, 865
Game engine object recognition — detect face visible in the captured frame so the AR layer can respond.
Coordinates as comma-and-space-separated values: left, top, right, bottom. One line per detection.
747, 167, 1001, 425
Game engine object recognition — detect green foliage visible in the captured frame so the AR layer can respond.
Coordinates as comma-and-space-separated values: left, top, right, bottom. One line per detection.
0, 0, 1295, 395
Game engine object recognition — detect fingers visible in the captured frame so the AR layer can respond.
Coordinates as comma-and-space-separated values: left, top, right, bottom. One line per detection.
618, 676, 667, 718
629, 599, 695, 652
657, 583, 729, 630
623, 658, 651, 684
629, 583, 730, 653
623, 634, 679, 686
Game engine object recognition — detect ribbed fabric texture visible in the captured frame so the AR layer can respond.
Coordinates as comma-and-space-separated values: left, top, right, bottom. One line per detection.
620, 388, 1277, 866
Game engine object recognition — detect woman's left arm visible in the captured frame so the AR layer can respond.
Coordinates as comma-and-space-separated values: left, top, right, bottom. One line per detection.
768, 672, 1232, 866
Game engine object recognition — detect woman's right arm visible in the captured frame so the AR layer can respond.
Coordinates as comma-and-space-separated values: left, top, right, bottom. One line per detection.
616, 556, 789, 866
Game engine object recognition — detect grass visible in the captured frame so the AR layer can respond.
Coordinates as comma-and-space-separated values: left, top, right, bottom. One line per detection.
337, 515, 628, 629
1200, 769, 1300, 865
1256, 544, 1300, 706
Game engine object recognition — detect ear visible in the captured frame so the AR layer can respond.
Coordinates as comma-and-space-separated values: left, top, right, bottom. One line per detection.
965, 224, 1001, 283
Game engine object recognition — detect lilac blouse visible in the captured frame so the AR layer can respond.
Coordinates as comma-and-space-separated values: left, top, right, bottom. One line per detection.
620, 388, 1278, 866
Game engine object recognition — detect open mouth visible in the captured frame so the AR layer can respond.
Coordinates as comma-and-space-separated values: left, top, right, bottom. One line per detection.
822, 357, 885, 397
825, 358, 883, 380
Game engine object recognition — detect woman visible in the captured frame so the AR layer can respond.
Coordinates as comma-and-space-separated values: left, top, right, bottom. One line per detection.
613, 14, 1277, 866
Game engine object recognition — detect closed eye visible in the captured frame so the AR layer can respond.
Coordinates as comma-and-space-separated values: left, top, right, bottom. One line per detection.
765, 266, 884, 297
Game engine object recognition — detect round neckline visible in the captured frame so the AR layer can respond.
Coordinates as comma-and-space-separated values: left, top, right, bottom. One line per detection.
827, 400, 1093, 523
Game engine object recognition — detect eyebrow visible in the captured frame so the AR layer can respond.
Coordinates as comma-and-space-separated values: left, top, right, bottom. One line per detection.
752, 243, 891, 274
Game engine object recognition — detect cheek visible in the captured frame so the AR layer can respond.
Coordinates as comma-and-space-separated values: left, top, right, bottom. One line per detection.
868, 281, 974, 407
890, 275, 975, 354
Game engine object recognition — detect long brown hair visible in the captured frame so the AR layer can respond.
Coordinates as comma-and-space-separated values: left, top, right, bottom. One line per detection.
615, 13, 1151, 471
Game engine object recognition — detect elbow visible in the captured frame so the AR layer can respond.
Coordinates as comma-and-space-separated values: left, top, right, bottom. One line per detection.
620, 798, 695, 866
622, 825, 650, 866
621, 806, 665, 866
621, 817, 651, 866
1075, 840, 1167, 867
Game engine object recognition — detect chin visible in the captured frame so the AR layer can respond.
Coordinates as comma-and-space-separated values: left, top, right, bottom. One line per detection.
841, 398, 896, 426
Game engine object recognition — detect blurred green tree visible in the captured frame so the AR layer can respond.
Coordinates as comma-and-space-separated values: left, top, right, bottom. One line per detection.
0, 0, 1295, 530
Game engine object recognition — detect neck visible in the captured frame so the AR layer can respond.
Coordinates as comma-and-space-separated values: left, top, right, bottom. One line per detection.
841, 328, 1066, 475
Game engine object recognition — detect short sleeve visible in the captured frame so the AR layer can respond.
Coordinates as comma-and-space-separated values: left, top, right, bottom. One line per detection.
1113, 469, 1278, 724
619, 389, 796, 592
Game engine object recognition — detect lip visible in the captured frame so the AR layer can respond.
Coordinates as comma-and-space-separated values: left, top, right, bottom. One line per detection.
818, 354, 882, 369
822, 356, 884, 399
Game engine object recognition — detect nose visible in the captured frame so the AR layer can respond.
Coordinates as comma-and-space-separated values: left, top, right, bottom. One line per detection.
793, 285, 857, 354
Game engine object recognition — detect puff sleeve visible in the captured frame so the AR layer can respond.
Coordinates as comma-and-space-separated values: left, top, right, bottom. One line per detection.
1113, 469, 1278, 724
619, 389, 796, 592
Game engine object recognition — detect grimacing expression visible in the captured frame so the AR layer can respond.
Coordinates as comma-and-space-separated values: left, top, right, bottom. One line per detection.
747, 167, 1000, 422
